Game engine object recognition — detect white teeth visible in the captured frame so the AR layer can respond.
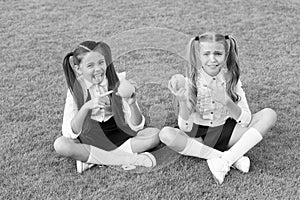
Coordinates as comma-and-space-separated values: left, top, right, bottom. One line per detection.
94, 74, 103, 82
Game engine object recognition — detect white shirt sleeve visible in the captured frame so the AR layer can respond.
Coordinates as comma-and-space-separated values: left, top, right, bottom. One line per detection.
61, 90, 80, 139
235, 80, 252, 127
122, 100, 145, 132
178, 114, 194, 132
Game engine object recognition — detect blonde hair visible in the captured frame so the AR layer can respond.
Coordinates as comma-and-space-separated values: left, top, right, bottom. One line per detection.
186, 32, 241, 111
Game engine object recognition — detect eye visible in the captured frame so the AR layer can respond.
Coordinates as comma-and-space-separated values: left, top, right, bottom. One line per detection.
99, 60, 104, 65
215, 52, 223, 56
87, 63, 94, 68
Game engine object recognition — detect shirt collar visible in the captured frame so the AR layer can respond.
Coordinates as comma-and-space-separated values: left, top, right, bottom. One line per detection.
200, 67, 226, 83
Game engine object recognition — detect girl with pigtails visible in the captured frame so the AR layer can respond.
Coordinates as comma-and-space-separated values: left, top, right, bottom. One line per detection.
54, 41, 159, 173
159, 32, 277, 184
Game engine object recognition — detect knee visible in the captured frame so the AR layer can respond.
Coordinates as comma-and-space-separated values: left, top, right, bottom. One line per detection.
53, 137, 73, 157
138, 127, 160, 145
147, 127, 160, 146
159, 127, 176, 145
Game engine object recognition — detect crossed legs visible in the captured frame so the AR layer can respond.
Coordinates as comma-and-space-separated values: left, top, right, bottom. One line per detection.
53, 127, 160, 166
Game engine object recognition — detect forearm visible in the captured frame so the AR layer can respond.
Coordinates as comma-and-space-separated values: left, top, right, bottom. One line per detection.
71, 104, 90, 135
128, 102, 143, 126
178, 100, 191, 121
225, 99, 242, 120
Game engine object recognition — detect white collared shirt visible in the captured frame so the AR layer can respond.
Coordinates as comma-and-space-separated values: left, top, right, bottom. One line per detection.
178, 68, 252, 131
83, 77, 113, 122
62, 72, 145, 138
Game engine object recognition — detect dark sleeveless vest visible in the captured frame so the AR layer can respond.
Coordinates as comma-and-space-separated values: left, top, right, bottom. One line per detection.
72, 78, 137, 150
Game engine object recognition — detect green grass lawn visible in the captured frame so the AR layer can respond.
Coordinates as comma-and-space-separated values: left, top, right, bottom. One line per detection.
1, 0, 299, 199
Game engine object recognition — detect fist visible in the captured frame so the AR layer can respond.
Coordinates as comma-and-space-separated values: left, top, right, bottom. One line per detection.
169, 74, 186, 93
117, 79, 135, 98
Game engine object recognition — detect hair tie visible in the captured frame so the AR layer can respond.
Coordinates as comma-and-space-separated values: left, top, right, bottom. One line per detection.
224, 35, 229, 40
195, 36, 199, 41
78, 44, 92, 52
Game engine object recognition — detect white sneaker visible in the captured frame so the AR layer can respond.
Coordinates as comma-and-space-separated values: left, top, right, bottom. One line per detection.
232, 156, 250, 173
131, 152, 157, 168
207, 157, 230, 184
76, 160, 95, 173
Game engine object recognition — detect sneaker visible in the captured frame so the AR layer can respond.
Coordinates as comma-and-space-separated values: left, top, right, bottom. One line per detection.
207, 157, 230, 184
232, 156, 250, 173
131, 152, 157, 168
76, 160, 95, 173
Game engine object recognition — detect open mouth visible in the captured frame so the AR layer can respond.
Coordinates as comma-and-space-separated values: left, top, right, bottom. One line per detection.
93, 73, 104, 82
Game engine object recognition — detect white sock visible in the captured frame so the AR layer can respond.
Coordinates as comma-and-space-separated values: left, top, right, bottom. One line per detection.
117, 139, 134, 154
179, 137, 223, 159
222, 127, 263, 166
87, 146, 134, 166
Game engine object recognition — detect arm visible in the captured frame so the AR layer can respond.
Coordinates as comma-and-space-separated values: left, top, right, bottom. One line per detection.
125, 93, 143, 125
210, 80, 251, 127
123, 95, 145, 131
168, 76, 194, 131
223, 80, 251, 127
70, 102, 90, 135
71, 91, 110, 135
234, 80, 252, 127
61, 90, 80, 139
117, 72, 145, 130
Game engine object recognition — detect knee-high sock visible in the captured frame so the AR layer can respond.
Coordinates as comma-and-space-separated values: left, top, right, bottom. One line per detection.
87, 146, 135, 166
179, 137, 223, 159
222, 127, 263, 166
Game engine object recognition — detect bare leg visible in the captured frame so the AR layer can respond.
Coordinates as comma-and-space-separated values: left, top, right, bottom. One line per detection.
130, 127, 160, 153
54, 136, 90, 161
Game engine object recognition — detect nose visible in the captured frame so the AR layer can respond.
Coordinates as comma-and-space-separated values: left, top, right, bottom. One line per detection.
209, 54, 217, 62
95, 63, 105, 72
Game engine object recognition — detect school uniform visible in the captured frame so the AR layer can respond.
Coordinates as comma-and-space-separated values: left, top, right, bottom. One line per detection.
178, 68, 252, 151
61, 72, 145, 151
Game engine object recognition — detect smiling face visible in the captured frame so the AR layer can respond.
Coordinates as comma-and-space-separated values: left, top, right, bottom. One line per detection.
199, 41, 226, 76
76, 51, 107, 84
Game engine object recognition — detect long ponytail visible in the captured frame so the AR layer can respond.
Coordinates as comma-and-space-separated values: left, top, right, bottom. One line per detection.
226, 36, 240, 102
62, 52, 76, 95
187, 37, 199, 112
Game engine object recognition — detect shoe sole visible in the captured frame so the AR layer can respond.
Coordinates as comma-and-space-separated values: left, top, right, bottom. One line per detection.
212, 175, 222, 185
141, 152, 157, 167
207, 160, 225, 184
76, 160, 96, 173
232, 157, 250, 173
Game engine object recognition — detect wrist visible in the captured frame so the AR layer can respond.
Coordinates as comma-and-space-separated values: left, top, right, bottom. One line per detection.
128, 101, 137, 106
178, 98, 188, 105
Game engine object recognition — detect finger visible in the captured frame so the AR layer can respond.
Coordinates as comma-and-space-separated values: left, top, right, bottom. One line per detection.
128, 79, 138, 88
175, 87, 184, 95
168, 80, 177, 95
99, 90, 113, 97
174, 88, 186, 97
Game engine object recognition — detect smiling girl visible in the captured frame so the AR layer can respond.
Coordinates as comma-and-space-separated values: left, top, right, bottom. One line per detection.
54, 41, 159, 172
159, 33, 277, 184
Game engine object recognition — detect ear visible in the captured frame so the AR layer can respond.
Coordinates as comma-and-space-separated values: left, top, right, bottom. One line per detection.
74, 65, 82, 75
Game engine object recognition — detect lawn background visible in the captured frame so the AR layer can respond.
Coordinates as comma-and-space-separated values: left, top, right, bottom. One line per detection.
0, 0, 299, 199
